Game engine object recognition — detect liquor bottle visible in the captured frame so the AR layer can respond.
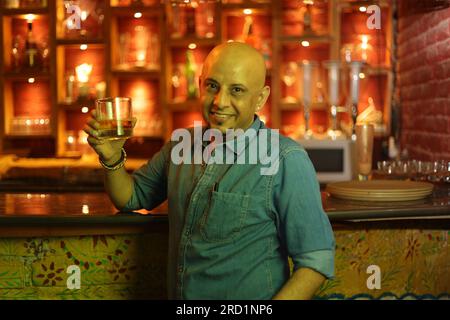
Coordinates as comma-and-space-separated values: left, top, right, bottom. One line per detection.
241, 16, 260, 49
185, 3, 196, 36
25, 21, 39, 69
185, 50, 198, 99
303, 1, 314, 34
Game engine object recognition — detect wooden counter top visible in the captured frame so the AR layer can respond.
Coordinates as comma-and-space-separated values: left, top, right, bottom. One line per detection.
0, 185, 448, 224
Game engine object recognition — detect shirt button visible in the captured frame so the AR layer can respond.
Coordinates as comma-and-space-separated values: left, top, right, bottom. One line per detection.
178, 265, 183, 273
185, 230, 190, 236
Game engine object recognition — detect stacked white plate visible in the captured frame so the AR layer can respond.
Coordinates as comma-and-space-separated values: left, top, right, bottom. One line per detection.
326, 180, 434, 202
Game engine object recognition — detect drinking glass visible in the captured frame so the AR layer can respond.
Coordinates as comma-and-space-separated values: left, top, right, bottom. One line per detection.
355, 123, 374, 180
416, 161, 433, 181
96, 97, 133, 140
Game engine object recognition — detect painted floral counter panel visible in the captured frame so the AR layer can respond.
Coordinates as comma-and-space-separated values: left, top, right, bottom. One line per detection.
0, 233, 168, 299
316, 223, 449, 300
0, 222, 448, 299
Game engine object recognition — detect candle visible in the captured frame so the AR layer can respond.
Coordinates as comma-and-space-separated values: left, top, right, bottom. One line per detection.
75, 63, 92, 83
75, 63, 93, 98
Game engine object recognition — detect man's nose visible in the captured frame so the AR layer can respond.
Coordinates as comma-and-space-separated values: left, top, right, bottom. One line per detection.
214, 89, 231, 108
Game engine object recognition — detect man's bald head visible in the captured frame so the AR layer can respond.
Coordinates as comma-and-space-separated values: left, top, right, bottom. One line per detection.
201, 42, 267, 89
199, 42, 271, 132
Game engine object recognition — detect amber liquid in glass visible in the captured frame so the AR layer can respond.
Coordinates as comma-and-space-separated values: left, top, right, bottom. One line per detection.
98, 119, 133, 140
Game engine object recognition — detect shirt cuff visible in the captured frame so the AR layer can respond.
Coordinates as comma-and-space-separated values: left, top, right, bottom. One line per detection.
292, 249, 335, 279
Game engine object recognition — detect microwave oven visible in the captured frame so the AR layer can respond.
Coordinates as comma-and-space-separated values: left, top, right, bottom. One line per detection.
297, 139, 355, 183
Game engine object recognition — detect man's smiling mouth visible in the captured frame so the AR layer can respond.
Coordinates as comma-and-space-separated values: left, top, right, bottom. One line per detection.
210, 111, 234, 121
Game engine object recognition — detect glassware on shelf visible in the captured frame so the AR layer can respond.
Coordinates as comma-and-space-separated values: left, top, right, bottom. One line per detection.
341, 43, 356, 64
133, 25, 149, 67
39, 36, 50, 72
299, 60, 318, 139
185, 2, 196, 37
11, 116, 50, 136
11, 35, 22, 72
323, 60, 345, 140
148, 33, 160, 69
281, 62, 299, 103
20, 0, 46, 8
185, 49, 199, 100
196, 1, 216, 38
302, 0, 314, 35
172, 63, 186, 103
118, 33, 131, 68
169, 2, 184, 38
4, 0, 20, 8
204, 1, 216, 38
261, 39, 272, 70
65, 72, 76, 103
348, 61, 364, 140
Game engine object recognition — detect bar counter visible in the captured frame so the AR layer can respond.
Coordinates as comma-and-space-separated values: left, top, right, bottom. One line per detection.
0, 185, 448, 229
0, 184, 448, 300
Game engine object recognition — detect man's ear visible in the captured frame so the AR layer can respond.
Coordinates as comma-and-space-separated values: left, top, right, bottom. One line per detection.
256, 86, 271, 112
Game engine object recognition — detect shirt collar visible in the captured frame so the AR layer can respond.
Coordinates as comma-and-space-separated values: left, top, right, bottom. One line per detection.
193, 115, 263, 156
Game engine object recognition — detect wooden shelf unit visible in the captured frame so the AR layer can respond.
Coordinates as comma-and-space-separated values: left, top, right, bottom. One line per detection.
0, 0, 394, 157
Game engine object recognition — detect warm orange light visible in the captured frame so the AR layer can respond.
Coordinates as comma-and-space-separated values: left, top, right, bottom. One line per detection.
188, 43, 197, 50
75, 63, 93, 83
81, 107, 89, 113
361, 35, 369, 48
81, 11, 88, 21
28, 78, 35, 83
25, 14, 35, 23
134, 12, 142, 18
80, 44, 88, 50
243, 9, 252, 15
301, 41, 310, 47
359, 6, 367, 12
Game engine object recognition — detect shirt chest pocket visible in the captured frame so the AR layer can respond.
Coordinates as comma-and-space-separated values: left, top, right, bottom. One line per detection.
199, 191, 250, 243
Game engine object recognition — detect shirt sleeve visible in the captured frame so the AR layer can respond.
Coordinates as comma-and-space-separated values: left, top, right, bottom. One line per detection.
295, 249, 335, 279
122, 141, 171, 211
272, 147, 335, 278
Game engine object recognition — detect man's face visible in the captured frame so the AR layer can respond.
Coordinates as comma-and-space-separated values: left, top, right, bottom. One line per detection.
200, 55, 268, 133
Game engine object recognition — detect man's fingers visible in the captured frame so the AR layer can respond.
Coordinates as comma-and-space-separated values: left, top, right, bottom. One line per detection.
87, 136, 105, 146
87, 118, 100, 130
83, 125, 99, 138
90, 109, 98, 119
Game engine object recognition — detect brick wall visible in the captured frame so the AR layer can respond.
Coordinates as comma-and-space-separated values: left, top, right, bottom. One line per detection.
397, 6, 450, 160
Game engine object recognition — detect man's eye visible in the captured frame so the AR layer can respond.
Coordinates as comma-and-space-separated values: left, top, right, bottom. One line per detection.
206, 83, 218, 90
232, 87, 243, 93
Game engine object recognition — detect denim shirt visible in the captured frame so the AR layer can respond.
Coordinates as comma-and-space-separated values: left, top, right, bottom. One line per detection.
123, 117, 335, 299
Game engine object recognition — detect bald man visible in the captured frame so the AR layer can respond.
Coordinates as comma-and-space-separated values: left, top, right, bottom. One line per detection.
84, 42, 335, 300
